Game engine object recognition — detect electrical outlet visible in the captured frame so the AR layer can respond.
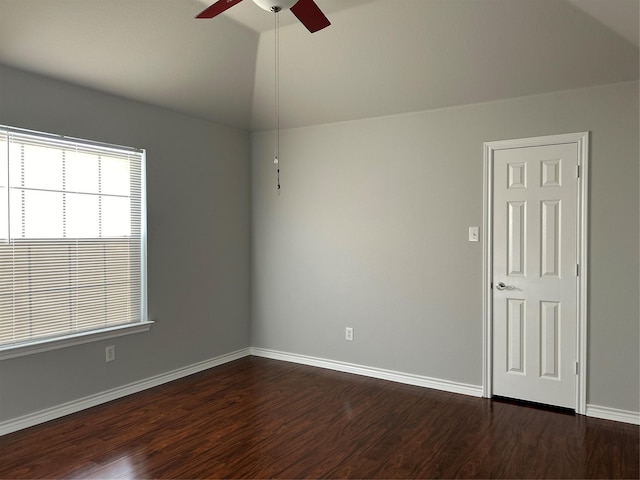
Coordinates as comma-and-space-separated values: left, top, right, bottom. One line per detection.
345, 327, 354, 341
105, 345, 115, 362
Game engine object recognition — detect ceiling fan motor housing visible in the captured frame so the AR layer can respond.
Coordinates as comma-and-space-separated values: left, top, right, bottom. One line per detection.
253, 0, 298, 12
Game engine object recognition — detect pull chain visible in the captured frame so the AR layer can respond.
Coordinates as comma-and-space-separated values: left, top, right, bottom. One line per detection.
274, 8, 281, 194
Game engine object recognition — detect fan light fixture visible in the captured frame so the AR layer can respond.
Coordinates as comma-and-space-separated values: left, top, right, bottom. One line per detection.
253, 0, 298, 12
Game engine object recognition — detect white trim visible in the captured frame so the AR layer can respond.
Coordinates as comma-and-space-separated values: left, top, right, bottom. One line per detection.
0, 124, 144, 154
0, 347, 250, 436
250, 347, 483, 398
140, 149, 149, 327
482, 141, 494, 398
4, 347, 638, 436
482, 132, 589, 414
576, 132, 589, 415
586, 405, 640, 425
0, 321, 155, 360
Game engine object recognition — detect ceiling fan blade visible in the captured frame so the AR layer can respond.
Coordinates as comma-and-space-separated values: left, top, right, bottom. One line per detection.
196, 0, 245, 19
290, 0, 330, 33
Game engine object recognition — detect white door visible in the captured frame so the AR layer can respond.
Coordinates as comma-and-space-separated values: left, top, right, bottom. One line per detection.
492, 142, 579, 409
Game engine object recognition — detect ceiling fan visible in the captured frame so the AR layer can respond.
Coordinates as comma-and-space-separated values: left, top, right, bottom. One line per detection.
196, 0, 331, 33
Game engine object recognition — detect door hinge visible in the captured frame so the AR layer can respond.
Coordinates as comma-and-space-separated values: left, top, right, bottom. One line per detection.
575, 362, 579, 375
576, 264, 579, 276
577, 165, 580, 178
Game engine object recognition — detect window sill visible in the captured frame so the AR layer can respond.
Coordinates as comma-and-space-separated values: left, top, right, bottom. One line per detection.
0, 321, 154, 360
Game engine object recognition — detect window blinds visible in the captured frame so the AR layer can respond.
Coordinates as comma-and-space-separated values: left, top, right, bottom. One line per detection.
0, 127, 146, 348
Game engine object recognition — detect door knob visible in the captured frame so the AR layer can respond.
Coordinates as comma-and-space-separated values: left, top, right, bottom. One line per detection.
495, 282, 515, 291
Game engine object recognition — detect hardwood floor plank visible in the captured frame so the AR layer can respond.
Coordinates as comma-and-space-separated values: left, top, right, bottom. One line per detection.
0, 356, 638, 479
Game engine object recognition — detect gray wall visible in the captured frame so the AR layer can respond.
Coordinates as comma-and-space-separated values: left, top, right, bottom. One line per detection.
1, 62, 637, 424
0, 64, 252, 422
251, 81, 640, 413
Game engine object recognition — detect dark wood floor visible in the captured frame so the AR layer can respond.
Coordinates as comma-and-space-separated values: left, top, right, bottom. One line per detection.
0, 356, 638, 479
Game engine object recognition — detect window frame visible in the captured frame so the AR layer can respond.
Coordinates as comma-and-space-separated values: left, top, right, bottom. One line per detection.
0, 125, 152, 360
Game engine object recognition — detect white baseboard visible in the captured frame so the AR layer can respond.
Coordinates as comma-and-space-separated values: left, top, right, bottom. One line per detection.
586, 404, 640, 425
4, 347, 637, 436
250, 347, 483, 398
0, 347, 251, 436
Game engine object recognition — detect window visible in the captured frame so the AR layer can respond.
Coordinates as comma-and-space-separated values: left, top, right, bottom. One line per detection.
0, 126, 149, 357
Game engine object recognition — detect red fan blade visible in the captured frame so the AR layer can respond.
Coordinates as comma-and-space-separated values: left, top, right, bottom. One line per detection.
290, 0, 330, 33
196, 0, 245, 19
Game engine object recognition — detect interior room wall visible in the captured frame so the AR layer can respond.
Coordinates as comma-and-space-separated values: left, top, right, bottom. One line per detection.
0, 62, 637, 427
0, 64, 252, 422
251, 81, 640, 414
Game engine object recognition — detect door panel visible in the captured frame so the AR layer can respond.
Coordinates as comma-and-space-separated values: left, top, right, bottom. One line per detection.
540, 300, 559, 378
507, 201, 526, 276
492, 143, 578, 409
507, 298, 525, 374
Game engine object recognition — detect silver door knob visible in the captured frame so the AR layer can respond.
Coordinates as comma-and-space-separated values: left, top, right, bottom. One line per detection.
495, 282, 514, 291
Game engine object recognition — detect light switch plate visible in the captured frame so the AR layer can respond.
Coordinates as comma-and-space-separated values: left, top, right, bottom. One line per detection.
468, 226, 479, 242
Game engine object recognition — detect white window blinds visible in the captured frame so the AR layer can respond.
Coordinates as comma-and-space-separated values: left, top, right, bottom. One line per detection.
0, 126, 146, 349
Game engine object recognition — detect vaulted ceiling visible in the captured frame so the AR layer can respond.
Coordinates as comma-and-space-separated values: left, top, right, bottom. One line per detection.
0, 0, 638, 131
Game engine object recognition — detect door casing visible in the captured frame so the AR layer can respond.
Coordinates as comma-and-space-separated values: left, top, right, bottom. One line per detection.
482, 132, 589, 414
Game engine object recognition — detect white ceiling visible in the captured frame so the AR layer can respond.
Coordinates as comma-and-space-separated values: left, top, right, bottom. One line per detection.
566, 0, 639, 47
221, 0, 639, 45
0, 0, 638, 131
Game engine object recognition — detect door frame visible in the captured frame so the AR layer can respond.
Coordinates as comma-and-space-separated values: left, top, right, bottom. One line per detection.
482, 132, 589, 414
